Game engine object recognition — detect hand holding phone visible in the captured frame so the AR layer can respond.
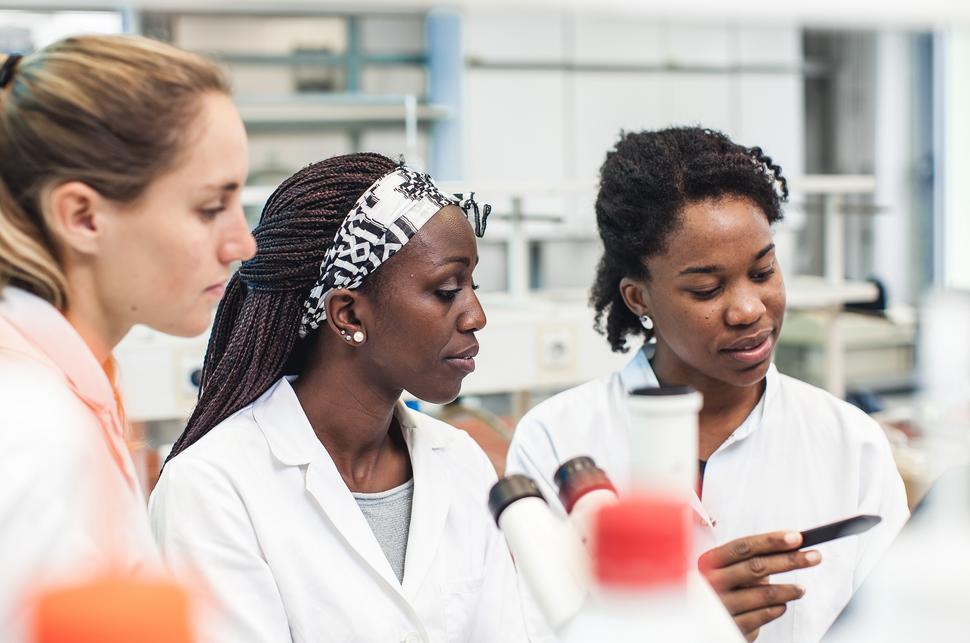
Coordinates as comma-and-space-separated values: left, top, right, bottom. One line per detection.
698, 531, 819, 641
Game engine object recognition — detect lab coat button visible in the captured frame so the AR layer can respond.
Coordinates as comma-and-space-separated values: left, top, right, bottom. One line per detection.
402, 633, 421, 643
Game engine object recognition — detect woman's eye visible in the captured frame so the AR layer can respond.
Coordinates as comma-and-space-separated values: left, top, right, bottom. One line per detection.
753, 267, 776, 281
435, 288, 462, 301
200, 204, 226, 220
690, 287, 720, 300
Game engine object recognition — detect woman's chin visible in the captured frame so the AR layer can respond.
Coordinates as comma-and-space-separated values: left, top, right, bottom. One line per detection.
409, 379, 464, 406
148, 311, 212, 339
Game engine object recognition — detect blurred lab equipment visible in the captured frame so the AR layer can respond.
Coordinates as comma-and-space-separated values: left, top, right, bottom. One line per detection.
488, 474, 589, 632
824, 291, 970, 642
554, 456, 617, 548
560, 496, 699, 642
625, 386, 703, 494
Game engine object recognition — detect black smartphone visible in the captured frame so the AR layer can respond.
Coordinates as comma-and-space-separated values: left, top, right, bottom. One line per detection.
799, 514, 882, 549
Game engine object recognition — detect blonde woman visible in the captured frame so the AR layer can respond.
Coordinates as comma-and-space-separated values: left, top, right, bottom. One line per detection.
0, 36, 255, 639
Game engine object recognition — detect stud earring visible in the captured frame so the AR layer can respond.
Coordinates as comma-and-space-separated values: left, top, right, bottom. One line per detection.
639, 314, 654, 331
352, 330, 365, 344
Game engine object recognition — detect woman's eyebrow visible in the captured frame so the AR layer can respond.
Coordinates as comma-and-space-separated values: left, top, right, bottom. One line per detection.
754, 243, 776, 260
433, 256, 471, 267
678, 243, 775, 276
679, 264, 720, 276
200, 181, 240, 193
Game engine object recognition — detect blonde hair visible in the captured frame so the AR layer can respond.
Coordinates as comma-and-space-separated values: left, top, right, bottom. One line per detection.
0, 35, 230, 309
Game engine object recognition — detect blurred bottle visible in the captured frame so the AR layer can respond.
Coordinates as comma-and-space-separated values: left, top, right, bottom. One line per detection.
560, 495, 698, 641
825, 291, 970, 642
488, 474, 588, 632
31, 576, 194, 643
625, 386, 703, 496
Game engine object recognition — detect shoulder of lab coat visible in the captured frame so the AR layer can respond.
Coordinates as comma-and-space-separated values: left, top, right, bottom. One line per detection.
0, 351, 157, 641
150, 402, 292, 643
151, 380, 531, 643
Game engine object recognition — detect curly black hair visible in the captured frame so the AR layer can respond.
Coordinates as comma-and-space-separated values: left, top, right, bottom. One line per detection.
591, 127, 788, 353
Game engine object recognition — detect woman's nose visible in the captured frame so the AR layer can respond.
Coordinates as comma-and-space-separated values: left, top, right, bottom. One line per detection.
220, 207, 257, 265
725, 287, 766, 327
459, 291, 487, 333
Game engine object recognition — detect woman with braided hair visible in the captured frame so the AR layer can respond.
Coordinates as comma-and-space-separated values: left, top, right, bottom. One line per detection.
506, 128, 908, 643
149, 153, 531, 642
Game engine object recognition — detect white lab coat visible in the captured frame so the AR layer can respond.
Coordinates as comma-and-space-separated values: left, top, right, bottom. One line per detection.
150, 377, 530, 643
507, 346, 909, 643
0, 287, 159, 642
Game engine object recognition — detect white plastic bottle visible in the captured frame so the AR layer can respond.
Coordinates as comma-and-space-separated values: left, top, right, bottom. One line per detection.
488, 474, 588, 632
560, 495, 699, 641
625, 386, 703, 495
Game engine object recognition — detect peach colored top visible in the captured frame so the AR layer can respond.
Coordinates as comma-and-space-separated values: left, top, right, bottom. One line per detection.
0, 287, 159, 642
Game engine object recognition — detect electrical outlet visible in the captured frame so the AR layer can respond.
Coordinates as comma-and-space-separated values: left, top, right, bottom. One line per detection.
539, 326, 575, 370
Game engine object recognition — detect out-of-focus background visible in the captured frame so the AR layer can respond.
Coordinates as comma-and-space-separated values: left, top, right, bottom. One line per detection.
3, 0, 969, 499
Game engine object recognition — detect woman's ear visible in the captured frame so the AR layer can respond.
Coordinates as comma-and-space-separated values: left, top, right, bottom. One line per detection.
43, 181, 109, 256
619, 276, 652, 318
325, 289, 367, 344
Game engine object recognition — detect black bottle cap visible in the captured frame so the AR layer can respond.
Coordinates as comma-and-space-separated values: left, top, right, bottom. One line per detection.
554, 456, 616, 514
488, 475, 545, 526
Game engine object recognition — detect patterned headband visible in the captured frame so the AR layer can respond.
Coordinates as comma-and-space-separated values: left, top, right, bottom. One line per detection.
299, 166, 489, 338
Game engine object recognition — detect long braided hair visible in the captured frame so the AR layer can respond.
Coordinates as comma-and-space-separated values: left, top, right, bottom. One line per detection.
167, 152, 398, 461
591, 127, 788, 353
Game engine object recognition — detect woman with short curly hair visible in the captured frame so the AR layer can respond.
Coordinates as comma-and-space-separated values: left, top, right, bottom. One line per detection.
507, 127, 908, 643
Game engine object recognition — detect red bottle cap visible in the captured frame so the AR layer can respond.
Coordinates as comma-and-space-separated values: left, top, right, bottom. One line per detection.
593, 495, 690, 588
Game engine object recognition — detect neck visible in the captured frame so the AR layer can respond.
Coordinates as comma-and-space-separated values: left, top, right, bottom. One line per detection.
292, 334, 410, 492
63, 272, 129, 364
649, 343, 766, 459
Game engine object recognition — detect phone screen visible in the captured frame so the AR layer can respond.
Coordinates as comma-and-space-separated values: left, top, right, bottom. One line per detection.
799, 514, 882, 549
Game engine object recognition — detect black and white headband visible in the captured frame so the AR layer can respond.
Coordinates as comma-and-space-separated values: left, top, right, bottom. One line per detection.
299, 165, 490, 338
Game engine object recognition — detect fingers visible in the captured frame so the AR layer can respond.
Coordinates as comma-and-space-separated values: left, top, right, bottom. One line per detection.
735, 604, 787, 638
700, 531, 803, 571
720, 583, 805, 616
705, 550, 821, 591
745, 629, 761, 643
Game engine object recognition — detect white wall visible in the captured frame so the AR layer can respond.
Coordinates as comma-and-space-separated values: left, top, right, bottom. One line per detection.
461, 9, 806, 289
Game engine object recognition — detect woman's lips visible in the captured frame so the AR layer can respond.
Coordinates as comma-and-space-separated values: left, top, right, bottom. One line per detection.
445, 345, 479, 375
444, 356, 476, 374
722, 333, 774, 364
204, 283, 226, 298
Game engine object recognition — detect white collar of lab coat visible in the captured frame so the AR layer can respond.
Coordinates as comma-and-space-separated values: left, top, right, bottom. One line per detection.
253, 377, 456, 467
252, 377, 454, 620
618, 343, 780, 449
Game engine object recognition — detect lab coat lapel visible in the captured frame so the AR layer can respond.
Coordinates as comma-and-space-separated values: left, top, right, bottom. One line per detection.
254, 379, 405, 593
303, 461, 406, 592
399, 406, 450, 599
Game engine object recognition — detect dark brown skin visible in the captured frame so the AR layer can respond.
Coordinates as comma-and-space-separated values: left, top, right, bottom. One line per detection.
619, 196, 820, 641
292, 205, 484, 494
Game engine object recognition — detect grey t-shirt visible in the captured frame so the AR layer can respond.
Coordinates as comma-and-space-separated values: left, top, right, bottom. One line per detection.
352, 478, 414, 583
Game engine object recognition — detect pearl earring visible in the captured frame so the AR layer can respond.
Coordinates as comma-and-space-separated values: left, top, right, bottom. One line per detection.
639, 314, 654, 331
352, 330, 365, 343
